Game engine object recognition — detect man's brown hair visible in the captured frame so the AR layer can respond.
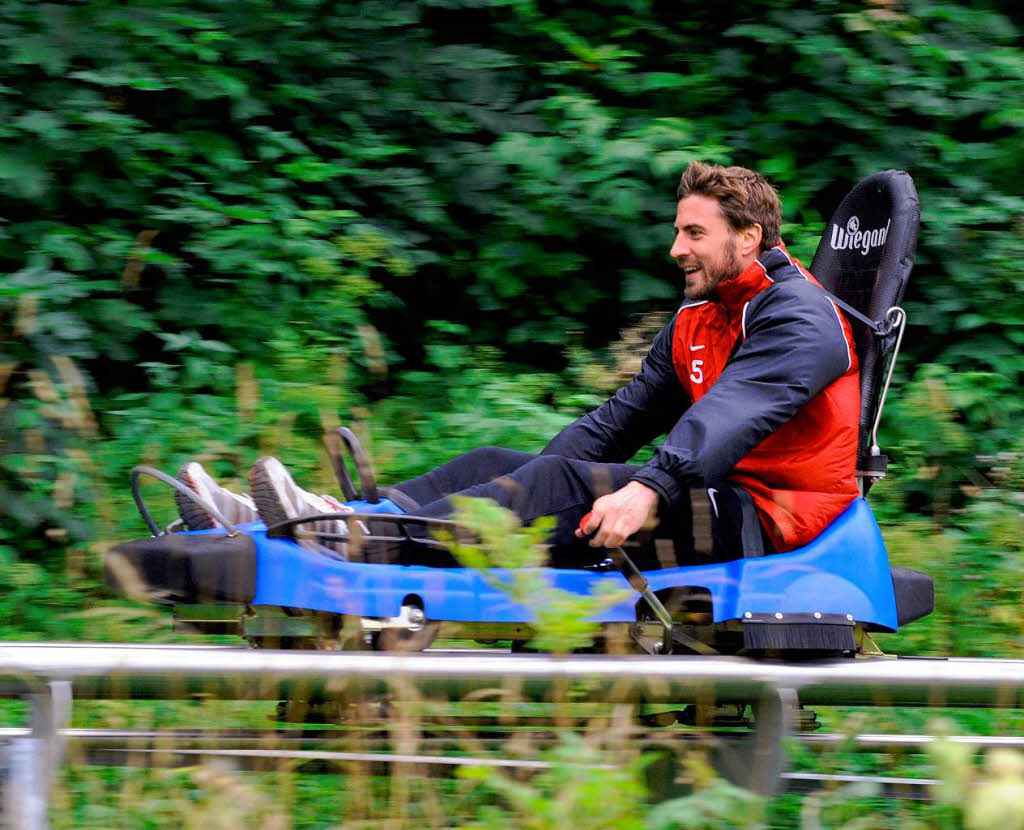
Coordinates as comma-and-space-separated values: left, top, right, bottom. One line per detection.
676, 161, 781, 251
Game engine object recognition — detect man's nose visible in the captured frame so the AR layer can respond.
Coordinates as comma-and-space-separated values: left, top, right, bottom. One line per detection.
670, 233, 690, 261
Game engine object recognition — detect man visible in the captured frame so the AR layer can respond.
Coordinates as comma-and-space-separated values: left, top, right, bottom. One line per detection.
177, 161, 860, 567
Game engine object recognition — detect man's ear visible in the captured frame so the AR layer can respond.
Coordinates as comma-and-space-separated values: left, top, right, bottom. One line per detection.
739, 223, 763, 256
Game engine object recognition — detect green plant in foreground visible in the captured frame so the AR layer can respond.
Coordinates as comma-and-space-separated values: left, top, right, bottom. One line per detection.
441, 498, 773, 828
458, 733, 767, 830
927, 717, 1024, 830
457, 733, 651, 830
442, 496, 631, 654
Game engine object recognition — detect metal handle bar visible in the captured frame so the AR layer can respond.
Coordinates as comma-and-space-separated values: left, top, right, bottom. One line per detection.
575, 511, 675, 654
869, 306, 907, 457
265, 512, 459, 550
607, 546, 674, 654
130, 466, 238, 538
325, 427, 378, 503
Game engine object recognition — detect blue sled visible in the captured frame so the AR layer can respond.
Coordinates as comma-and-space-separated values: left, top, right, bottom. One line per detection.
107, 496, 934, 652
250, 498, 898, 631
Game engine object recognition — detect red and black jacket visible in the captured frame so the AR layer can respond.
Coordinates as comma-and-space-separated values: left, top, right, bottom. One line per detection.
542, 245, 860, 552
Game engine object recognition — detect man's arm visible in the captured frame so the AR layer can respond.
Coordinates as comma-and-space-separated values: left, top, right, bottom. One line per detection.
581, 282, 851, 547
631, 280, 853, 508
541, 316, 688, 462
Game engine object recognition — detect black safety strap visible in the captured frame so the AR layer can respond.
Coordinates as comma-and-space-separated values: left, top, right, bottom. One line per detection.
817, 287, 890, 336
723, 284, 889, 372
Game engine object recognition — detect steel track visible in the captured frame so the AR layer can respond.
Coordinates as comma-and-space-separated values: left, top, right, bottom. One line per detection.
2, 725, 1003, 799
3, 641, 1022, 823
3, 642, 1023, 707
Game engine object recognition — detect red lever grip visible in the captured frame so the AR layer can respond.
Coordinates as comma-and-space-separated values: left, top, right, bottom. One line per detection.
578, 511, 593, 534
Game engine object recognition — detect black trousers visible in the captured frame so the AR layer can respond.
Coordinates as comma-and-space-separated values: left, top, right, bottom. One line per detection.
392, 447, 771, 569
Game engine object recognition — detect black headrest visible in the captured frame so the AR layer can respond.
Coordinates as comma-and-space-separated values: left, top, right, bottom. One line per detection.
810, 170, 920, 465
811, 170, 919, 336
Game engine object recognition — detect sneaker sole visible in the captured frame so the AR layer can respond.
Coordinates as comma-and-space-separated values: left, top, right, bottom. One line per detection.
249, 461, 294, 535
175, 466, 217, 531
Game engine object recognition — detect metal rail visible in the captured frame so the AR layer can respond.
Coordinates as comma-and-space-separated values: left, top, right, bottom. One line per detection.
10, 726, 1024, 752
3, 644, 1024, 829
2, 643, 1023, 706
17, 733, 961, 800
6, 725, 1017, 763
0, 724, 991, 805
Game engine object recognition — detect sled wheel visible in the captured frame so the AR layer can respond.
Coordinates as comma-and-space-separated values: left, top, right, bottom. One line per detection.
376, 622, 440, 652
371, 599, 440, 653
376, 611, 441, 652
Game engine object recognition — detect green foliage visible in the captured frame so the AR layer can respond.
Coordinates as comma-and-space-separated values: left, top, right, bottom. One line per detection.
442, 496, 630, 653
459, 733, 770, 830
0, 543, 85, 637
0, 0, 1020, 659
779, 717, 1024, 830
0, 5, 1019, 827
870, 365, 1023, 658
647, 776, 766, 830
458, 733, 651, 830
3, 0, 1020, 370
367, 328, 579, 479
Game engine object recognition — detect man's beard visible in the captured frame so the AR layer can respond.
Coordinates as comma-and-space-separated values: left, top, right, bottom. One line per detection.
683, 239, 745, 301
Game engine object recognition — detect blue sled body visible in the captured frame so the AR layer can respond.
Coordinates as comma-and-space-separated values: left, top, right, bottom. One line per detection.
248, 497, 899, 632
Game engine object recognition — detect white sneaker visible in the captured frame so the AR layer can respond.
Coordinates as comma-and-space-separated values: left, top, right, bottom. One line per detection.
176, 462, 258, 530
249, 456, 352, 556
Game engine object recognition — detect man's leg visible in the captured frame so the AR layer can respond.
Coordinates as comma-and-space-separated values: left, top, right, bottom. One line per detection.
402, 466, 773, 567
392, 447, 538, 508
408, 454, 697, 568
356, 447, 542, 566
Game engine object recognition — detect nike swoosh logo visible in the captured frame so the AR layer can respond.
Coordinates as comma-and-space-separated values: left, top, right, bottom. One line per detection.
690, 344, 706, 351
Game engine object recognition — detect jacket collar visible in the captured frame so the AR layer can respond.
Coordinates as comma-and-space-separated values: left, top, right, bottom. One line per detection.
714, 244, 792, 313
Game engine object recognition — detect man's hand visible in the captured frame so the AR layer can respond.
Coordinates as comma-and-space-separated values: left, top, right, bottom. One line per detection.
575, 481, 660, 548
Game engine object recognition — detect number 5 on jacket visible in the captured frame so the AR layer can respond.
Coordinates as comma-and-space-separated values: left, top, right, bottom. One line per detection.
689, 359, 704, 384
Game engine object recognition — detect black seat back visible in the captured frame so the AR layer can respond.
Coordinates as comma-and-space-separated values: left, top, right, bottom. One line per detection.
810, 170, 920, 472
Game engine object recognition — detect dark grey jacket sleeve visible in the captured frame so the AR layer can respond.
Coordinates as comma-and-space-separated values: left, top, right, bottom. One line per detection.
541, 317, 689, 463
632, 281, 852, 506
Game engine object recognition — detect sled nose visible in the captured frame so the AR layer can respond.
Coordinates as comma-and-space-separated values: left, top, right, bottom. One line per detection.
105, 531, 257, 605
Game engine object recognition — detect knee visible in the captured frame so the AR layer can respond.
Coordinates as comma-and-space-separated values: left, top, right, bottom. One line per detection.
516, 454, 574, 481
462, 446, 531, 468
470, 446, 508, 458
532, 453, 571, 470
463, 446, 510, 465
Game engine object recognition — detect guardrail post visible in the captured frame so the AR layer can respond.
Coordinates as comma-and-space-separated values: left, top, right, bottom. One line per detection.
749, 685, 798, 796
713, 684, 798, 796
4, 681, 72, 830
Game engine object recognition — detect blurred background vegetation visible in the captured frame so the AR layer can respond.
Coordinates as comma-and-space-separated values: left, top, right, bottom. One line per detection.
0, 0, 1021, 657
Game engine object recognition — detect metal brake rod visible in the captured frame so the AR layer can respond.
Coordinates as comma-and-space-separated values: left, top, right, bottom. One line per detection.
0, 644, 1023, 707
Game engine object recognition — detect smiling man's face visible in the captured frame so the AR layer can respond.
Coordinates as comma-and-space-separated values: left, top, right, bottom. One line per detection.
670, 194, 746, 301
